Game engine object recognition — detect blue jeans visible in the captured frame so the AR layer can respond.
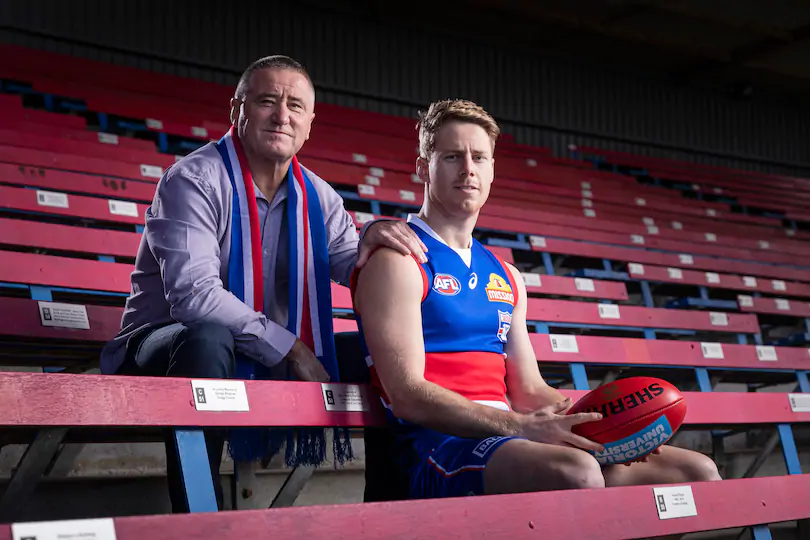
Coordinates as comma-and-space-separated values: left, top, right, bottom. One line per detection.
118, 322, 235, 512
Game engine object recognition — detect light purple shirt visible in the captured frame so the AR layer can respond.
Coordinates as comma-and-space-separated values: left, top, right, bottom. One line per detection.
100, 141, 361, 374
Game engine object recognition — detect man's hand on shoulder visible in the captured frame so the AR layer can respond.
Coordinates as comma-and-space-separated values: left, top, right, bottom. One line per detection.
285, 339, 330, 382
356, 220, 428, 268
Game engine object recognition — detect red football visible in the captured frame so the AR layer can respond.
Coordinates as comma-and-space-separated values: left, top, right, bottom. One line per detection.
567, 377, 687, 465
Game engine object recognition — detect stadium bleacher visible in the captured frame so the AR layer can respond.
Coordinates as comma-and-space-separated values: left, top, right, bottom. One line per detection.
0, 373, 807, 536
0, 44, 809, 539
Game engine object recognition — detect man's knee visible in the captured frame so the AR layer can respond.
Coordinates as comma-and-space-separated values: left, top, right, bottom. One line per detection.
170, 323, 235, 378
682, 451, 722, 482
486, 441, 605, 494
551, 450, 606, 490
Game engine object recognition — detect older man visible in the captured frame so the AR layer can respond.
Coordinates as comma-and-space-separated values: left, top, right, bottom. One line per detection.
100, 55, 425, 511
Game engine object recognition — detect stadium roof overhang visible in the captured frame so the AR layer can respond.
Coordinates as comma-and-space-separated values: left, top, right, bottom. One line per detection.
317, 0, 810, 101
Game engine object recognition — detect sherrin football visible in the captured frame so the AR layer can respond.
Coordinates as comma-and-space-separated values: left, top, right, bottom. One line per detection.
567, 376, 686, 465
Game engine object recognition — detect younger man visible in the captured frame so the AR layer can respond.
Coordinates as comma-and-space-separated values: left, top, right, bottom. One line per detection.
352, 99, 721, 499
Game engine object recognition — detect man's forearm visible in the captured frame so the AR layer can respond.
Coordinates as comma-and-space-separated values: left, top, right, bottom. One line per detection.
391, 380, 525, 439
511, 384, 567, 414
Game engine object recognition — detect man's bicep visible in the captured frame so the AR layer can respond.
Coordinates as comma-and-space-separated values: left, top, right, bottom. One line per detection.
328, 214, 360, 286
146, 171, 222, 303
354, 250, 426, 400
323, 189, 360, 286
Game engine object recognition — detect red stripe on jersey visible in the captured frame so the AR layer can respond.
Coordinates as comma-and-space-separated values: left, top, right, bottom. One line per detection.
423, 351, 507, 404
369, 351, 508, 409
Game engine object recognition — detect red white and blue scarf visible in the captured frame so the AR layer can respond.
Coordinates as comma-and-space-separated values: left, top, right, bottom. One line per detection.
215, 126, 351, 467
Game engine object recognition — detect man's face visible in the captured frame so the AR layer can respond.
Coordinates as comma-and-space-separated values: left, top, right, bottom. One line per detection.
418, 120, 494, 217
230, 68, 315, 163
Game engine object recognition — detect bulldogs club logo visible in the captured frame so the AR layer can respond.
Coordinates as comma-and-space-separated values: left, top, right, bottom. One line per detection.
433, 273, 462, 296
497, 310, 512, 343
485, 273, 514, 305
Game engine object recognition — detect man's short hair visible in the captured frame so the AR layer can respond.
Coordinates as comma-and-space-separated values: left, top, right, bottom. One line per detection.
417, 99, 500, 160
234, 55, 313, 100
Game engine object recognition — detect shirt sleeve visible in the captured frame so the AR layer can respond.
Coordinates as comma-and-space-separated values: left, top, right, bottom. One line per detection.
145, 166, 296, 367
319, 186, 361, 287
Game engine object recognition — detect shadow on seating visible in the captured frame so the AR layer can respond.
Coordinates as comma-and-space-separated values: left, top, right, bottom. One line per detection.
335, 332, 410, 502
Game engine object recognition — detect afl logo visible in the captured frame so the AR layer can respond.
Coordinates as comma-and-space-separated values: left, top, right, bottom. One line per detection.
433, 273, 462, 296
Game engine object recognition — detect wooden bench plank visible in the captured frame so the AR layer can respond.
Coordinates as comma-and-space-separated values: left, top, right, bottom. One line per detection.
530, 333, 810, 370
0, 44, 230, 109
575, 146, 810, 196
0, 145, 164, 182
3, 120, 157, 152
0, 251, 355, 310
527, 235, 810, 283
526, 298, 760, 334
736, 294, 810, 317
0, 129, 174, 168
0, 372, 807, 428
626, 262, 810, 299
0, 219, 141, 259
0, 102, 87, 131
520, 272, 629, 301
0, 251, 133, 293
0, 163, 157, 204
0, 185, 147, 225
0, 297, 122, 343
1, 475, 804, 540
0, 372, 385, 428
0, 301, 354, 343
486, 213, 810, 267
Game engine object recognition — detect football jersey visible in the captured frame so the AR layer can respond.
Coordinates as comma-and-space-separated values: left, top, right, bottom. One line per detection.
353, 215, 519, 413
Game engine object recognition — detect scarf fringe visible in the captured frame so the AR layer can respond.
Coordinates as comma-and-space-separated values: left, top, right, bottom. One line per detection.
227, 427, 355, 468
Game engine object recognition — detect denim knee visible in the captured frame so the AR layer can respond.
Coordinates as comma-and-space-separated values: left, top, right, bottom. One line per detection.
168, 322, 235, 379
